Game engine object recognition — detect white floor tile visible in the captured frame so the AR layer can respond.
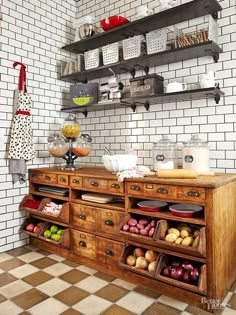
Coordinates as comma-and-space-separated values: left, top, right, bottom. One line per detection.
0, 253, 13, 263
0, 300, 23, 315
221, 307, 236, 315
75, 275, 108, 293
116, 291, 154, 314
43, 262, 72, 276
17, 251, 44, 263
47, 254, 65, 262
73, 295, 112, 315
158, 295, 188, 311
8, 264, 38, 278
112, 278, 136, 290
0, 279, 32, 298
37, 278, 70, 296
28, 297, 68, 315
77, 265, 97, 275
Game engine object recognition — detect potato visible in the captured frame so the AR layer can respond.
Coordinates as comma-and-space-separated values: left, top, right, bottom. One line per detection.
182, 236, 194, 246
192, 235, 200, 248
180, 230, 189, 238
167, 228, 180, 237
175, 237, 183, 245
193, 230, 200, 238
178, 226, 192, 233
165, 233, 178, 242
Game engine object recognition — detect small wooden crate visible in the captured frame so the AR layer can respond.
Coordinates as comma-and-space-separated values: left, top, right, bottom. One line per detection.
38, 222, 70, 249
38, 201, 70, 224
19, 217, 45, 237
20, 194, 50, 214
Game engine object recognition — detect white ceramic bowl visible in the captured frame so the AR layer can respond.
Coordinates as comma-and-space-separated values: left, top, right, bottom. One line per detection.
102, 154, 138, 173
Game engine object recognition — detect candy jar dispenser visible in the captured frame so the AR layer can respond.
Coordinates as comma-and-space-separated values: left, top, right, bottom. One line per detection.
61, 114, 81, 139
48, 134, 69, 158
72, 134, 92, 157
152, 135, 177, 171
182, 134, 210, 172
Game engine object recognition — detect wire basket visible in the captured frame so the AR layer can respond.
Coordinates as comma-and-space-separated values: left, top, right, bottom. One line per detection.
122, 35, 146, 60
102, 42, 120, 65
146, 29, 169, 55
84, 48, 101, 70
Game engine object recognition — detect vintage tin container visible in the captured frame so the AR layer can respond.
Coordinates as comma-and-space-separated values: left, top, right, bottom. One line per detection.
129, 74, 164, 97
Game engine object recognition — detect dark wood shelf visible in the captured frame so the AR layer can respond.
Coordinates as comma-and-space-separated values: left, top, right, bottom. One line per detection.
60, 41, 222, 83
61, 87, 224, 116
61, 0, 222, 53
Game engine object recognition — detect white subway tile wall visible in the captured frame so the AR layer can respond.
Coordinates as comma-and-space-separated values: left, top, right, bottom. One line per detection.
0, 0, 236, 251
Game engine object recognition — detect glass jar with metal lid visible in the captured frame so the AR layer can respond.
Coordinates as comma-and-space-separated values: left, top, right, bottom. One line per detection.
152, 135, 177, 171
72, 134, 92, 157
47, 134, 68, 158
61, 114, 81, 139
182, 134, 209, 172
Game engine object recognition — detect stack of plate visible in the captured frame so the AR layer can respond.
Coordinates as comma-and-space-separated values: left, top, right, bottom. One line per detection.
38, 186, 69, 196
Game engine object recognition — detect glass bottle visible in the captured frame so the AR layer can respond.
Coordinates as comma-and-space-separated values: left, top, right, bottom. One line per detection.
47, 134, 68, 158
182, 134, 209, 172
152, 135, 177, 171
61, 114, 81, 139
72, 134, 92, 157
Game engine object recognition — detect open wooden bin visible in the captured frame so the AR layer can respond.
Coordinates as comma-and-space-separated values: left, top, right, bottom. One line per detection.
38, 222, 70, 249
119, 214, 159, 246
155, 253, 207, 295
119, 244, 160, 279
20, 194, 50, 214
38, 200, 70, 224
20, 217, 45, 237
155, 220, 206, 257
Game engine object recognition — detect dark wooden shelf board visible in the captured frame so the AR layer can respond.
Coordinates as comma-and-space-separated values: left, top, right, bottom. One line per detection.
60, 42, 222, 83
61, 0, 222, 53
61, 88, 224, 114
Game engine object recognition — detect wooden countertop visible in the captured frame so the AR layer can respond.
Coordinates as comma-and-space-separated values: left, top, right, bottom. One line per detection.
29, 166, 236, 188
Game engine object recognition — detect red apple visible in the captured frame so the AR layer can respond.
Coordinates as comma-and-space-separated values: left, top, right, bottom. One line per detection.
25, 223, 35, 232
37, 222, 43, 227
33, 226, 40, 234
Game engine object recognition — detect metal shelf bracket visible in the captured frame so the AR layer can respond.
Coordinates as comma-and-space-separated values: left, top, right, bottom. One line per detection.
130, 104, 136, 112
83, 111, 88, 118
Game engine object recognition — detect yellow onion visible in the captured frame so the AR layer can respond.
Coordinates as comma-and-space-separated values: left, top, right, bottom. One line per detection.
135, 256, 148, 269
145, 250, 158, 263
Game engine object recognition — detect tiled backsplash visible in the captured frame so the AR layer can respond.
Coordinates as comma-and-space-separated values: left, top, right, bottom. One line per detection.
0, 0, 236, 250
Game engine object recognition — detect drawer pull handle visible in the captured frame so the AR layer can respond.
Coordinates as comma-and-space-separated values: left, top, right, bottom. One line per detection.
79, 214, 86, 220
187, 191, 200, 197
73, 179, 80, 184
32, 174, 37, 178
105, 249, 113, 256
60, 177, 66, 182
45, 175, 51, 180
79, 240, 86, 247
131, 185, 140, 191
91, 181, 98, 187
105, 220, 114, 226
157, 188, 168, 194
111, 183, 120, 189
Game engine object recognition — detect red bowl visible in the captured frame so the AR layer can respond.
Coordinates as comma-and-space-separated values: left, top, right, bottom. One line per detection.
100, 16, 130, 31
169, 204, 203, 218
137, 200, 168, 212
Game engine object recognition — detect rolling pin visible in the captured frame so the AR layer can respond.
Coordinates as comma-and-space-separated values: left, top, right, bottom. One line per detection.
155, 169, 214, 179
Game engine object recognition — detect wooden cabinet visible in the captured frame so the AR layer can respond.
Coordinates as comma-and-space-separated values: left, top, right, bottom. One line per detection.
26, 167, 236, 313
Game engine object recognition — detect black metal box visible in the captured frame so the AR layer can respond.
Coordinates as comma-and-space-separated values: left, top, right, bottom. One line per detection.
129, 74, 164, 97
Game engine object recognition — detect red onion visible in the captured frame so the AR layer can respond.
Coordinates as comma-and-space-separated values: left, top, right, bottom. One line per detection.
122, 224, 129, 232
128, 218, 137, 226
190, 268, 200, 281
129, 226, 139, 234
140, 229, 148, 236
171, 260, 181, 267
181, 261, 194, 271
162, 266, 171, 277
183, 271, 191, 283
137, 223, 145, 230
171, 266, 184, 280
139, 218, 149, 225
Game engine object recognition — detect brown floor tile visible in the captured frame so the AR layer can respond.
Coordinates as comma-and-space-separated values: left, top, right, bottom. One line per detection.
101, 304, 136, 315
30, 257, 57, 269
227, 293, 236, 310
142, 302, 181, 315
22, 271, 53, 286
59, 269, 89, 284
0, 293, 6, 303
18, 312, 31, 315
95, 284, 129, 302
0, 258, 25, 271
134, 286, 161, 299
6, 247, 31, 257
62, 259, 80, 268
35, 249, 51, 256
11, 288, 48, 309
60, 309, 83, 315
94, 271, 116, 282
54, 286, 89, 306
186, 305, 221, 315
0, 273, 17, 287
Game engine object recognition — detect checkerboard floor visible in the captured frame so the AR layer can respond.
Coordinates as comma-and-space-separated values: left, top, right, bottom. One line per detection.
0, 246, 235, 315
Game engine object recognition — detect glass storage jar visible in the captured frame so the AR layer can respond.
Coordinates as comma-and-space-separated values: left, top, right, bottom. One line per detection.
61, 114, 81, 139
182, 134, 209, 172
72, 134, 92, 157
48, 134, 68, 157
152, 135, 177, 171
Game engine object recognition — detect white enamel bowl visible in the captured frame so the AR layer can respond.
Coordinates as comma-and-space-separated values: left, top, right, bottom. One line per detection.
102, 154, 138, 173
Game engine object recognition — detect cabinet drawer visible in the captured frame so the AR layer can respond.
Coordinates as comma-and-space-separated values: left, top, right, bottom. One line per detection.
57, 175, 69, 186
71, 203, 96, 231
97, 209, 124, 236
108, 180, 124, 194
144, 183, 177, 199
177, 187, 205, 203
42, 173, 57, 184
83, 177, 108, 191
70, 176, 82, 188
96, 237, 124, 265
127, 182, 144, 195
71, 229, 96, 259
29, 172, 43, 182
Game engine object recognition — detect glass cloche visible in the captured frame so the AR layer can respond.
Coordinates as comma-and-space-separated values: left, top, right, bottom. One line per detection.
72, 134, 92, 157
47, 134, 68, 158
61, 114, 81, 139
